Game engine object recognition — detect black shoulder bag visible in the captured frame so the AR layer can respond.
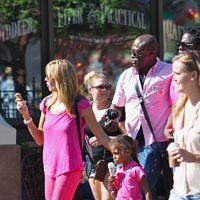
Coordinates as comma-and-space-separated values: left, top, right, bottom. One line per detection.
74, 98, 93, 182
134, 77, 173, 198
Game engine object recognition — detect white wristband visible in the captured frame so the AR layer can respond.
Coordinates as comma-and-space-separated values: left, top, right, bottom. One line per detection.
23, 118, 32, 125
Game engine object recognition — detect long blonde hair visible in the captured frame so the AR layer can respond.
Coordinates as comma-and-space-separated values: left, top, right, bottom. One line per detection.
172, 51, 200, 120
45, 59, 79, 114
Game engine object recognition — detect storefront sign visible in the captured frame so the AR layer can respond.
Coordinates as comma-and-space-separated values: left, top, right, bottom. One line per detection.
57, 4, 146, 30
0, 17, 36, 42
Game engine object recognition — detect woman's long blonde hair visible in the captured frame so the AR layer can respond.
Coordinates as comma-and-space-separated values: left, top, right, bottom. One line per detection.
45, 59, 79, 114
172, 51, 200, 120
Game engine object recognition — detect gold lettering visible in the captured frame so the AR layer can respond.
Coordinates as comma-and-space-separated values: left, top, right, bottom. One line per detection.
164, 20, 185, 41
0, 17, 35, 42
57, 7, 83, 27
102, 5, 146, 29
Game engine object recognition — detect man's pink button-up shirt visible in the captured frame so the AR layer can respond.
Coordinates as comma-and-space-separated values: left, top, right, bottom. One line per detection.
112, 58, 173, 145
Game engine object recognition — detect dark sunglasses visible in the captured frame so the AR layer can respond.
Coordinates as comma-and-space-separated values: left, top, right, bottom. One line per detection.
130, 49, 155, 59
177, 42, 194, 49
91, 84, 111, 90
130, 50, 143, 59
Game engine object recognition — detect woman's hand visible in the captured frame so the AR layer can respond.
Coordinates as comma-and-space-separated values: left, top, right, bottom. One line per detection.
89, 136, 100, 147
15, 93, 30, 119
172, 148, 200, 163
104, 119, 119, 132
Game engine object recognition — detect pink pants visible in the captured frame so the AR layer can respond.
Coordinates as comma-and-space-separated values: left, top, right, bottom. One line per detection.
45, 170, 81, 200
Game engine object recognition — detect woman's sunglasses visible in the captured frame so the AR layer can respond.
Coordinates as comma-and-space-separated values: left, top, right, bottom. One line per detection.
91, 84, 111, 90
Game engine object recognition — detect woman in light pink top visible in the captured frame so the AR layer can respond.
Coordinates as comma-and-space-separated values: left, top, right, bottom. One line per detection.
15, 59, 111, 200
108, 135, 151, 200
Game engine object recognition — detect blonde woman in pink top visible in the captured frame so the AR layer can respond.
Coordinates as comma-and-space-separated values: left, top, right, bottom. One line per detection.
108, 135, 151, 200
15, 59, 111, 200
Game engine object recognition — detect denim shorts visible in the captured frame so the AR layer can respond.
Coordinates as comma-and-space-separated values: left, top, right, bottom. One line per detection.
89, 165, 95, 178
169, 189, 200, 200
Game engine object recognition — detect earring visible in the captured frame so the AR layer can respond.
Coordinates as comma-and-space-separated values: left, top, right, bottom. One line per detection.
191, 78, 194, 81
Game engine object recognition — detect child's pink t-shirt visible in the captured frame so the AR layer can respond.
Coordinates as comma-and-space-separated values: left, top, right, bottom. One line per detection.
114, 161, 145, 200
39, 97, 91, 177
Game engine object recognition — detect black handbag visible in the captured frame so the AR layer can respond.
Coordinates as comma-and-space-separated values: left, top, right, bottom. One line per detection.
134, 75, 173, 198
93, 150, 108, 182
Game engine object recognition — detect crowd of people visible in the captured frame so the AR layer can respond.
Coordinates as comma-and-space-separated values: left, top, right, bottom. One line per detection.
15, 26, 200, 200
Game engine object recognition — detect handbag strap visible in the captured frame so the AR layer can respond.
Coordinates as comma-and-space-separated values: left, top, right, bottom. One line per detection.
134, 74, 158, 143
102, 149, 106, 159
74, 97, 84, 160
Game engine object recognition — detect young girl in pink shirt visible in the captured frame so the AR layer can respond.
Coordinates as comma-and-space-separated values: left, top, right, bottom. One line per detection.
108, 135, 152, 200
15, 59, 111, 200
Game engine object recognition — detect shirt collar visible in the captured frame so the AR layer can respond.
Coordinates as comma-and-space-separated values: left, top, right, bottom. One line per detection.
149, 57, 161, 74
135, 57, 161, 75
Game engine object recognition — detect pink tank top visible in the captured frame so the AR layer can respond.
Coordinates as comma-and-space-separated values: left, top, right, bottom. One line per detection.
39, 97, 91, 177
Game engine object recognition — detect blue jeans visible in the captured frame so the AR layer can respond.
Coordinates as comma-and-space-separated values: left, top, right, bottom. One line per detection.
137, 142, 169, 199
169, 189, 200, 200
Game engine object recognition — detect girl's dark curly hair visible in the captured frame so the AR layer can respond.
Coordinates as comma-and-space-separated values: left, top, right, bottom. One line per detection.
109, 135, 139, 163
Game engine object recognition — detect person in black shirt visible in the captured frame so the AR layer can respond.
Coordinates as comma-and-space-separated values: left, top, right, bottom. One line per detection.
84, 71, 123, 200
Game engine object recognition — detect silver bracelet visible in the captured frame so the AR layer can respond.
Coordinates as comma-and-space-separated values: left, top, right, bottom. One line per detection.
23, 118, 32, 125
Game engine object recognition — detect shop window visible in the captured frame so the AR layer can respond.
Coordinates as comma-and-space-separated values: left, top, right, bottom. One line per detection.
0, 0, 42, 119
53, 0, 151, 96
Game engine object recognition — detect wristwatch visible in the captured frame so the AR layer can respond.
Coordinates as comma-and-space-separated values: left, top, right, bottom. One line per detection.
23, 118, 32, 125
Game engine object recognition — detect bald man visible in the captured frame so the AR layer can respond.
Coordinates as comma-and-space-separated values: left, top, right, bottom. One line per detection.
111, 34, 173, 199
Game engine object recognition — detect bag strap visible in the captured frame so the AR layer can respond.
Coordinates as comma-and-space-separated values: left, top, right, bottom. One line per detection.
74, 98, 84, 160
102, 149, 106, 159
134, 74, 158, 143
